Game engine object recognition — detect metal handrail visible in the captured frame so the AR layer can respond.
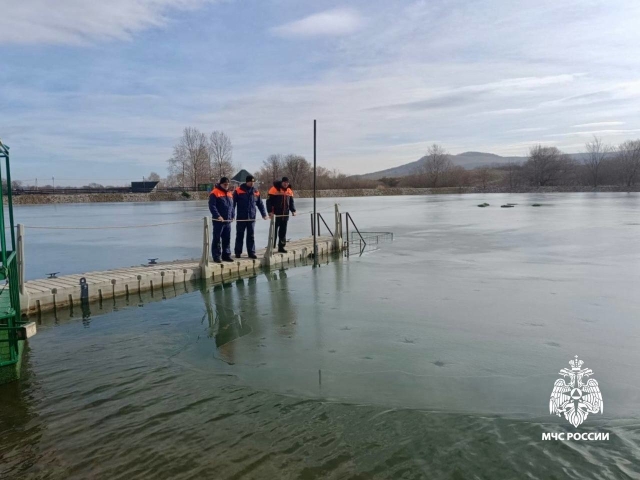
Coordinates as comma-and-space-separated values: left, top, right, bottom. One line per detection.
344, 212, 367, 256
309, 213, 334, 237
317, 213, 334, 237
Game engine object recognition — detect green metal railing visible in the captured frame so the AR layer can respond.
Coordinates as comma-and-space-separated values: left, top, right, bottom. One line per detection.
0, 140, 21, 368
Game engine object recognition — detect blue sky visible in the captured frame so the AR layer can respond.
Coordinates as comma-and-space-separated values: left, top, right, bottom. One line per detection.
2, 0, 640, 186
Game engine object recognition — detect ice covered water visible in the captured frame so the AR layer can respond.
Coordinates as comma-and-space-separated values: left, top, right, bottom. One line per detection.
2, 193, 640, 479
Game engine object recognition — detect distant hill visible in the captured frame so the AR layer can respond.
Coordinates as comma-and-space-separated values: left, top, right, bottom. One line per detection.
357, 151, 527, 180
357, 151, 589, 180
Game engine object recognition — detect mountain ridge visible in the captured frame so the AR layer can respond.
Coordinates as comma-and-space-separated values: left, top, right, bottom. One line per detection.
356, 151, 526, 180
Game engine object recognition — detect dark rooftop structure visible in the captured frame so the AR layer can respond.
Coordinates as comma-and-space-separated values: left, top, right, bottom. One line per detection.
231, 169, 253, 185
130, 181, 159, 193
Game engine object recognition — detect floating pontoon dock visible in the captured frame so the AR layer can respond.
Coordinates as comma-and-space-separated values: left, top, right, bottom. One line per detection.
20, 205, 356, 315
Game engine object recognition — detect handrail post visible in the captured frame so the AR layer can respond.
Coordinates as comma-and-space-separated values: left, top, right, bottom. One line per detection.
334, 203, 342, 252
345, 213, 349, 258
17, 223, 29, 311
199, 216, 211, 279
263, 215, 276, 267
347, 212, 367, 252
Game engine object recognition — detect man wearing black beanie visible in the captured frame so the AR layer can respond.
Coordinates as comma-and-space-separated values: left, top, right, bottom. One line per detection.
233, 174, 267, 259
208, 177, 235, 263
266, 176, 296, 253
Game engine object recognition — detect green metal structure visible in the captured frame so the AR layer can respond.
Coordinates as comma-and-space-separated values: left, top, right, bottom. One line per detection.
0, 140, 24, 384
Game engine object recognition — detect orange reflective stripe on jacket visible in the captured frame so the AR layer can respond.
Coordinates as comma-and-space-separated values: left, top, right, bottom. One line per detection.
211, 187, 232, 198
268, 187, 293, 196
235, 187, 261, 197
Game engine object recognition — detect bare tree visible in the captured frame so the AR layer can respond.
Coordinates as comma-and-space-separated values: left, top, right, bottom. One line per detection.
522, 145, 576, 186
418, 144, 453, 187
378, 177, 400, 188
162, 173, 180, 188
614, 139, 640, 186
147, 172, 161, 182
447, 165, 471, 188
168, 127, 209, 189
209, 131, 234, 180
259, 154, 284, 183
283, 154, 312, 188
584, 136, 611, 187
474, 166, 493, 189
503, 162, 522, 190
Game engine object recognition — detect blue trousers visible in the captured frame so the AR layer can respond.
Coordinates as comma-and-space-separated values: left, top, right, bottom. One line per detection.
235, 220, 256, 255
212, 221, 231, 260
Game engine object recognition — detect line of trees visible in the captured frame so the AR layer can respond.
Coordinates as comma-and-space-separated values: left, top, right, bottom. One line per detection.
391, 138, 640, 189
491, 138, 640, 189
256, 153, 377, 189
163, 128, 640, 191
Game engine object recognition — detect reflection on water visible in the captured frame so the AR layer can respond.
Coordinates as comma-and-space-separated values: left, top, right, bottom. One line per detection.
3, 193, 640, 479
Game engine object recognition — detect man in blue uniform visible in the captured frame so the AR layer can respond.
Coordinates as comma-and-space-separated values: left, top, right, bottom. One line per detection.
208, 177, 235, 263
233, 175, 267, 259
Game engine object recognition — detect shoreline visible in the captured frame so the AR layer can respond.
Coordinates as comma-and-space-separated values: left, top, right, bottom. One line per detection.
8, 185, 640, 205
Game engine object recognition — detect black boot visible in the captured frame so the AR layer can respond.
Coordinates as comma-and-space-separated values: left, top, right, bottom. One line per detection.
222, 255, 234, 263
235, 253, 242, 259
248, 253, 258, 259
278, 247, 287, 253
213, 258, 222, 264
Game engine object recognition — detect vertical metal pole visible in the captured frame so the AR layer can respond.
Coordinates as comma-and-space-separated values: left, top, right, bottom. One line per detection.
339, 210, 344, 251
0, 159, 6, 267
345, 213, 350, 258
17, 224, 26, 297
313, 119, 318, 266
310, 213, 314, 235
5, 152, 16, 250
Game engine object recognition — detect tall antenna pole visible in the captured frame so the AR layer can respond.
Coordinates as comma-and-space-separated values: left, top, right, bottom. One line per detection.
313, 119, 318, 267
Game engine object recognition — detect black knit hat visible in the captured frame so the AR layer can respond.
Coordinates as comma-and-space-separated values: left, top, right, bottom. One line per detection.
246, 175, 255, 182
219, 176, 229, 184
281, 176, 289, 182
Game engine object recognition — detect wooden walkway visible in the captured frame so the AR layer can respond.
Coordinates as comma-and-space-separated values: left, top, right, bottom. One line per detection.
24, 235, 336, 314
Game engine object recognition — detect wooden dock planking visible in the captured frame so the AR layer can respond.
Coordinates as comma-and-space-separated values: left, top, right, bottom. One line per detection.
24, 235, 336, 314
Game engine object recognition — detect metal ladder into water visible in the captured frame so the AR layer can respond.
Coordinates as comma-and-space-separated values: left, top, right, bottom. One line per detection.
310, 209, 393, 257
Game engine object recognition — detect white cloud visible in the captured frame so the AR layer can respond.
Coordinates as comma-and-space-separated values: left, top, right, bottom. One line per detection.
0, 0, 211, 45
546, 129, 640, 138
572, 121, 625, 128
270, 8, 363, 38
4, 0, 640, 179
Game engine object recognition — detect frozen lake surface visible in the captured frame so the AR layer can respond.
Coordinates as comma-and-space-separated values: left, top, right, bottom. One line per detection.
2, 193, 640, 479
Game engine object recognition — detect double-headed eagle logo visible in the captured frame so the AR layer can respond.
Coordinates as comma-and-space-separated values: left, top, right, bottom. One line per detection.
550, 356, 603, 427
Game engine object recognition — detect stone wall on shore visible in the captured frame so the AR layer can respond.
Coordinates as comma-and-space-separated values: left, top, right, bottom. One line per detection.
9, 185, 640, 205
